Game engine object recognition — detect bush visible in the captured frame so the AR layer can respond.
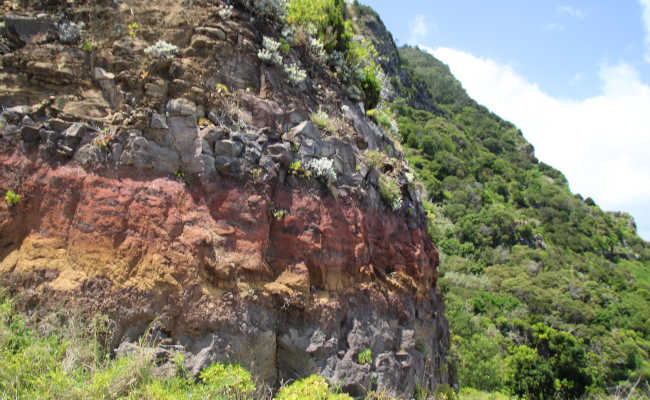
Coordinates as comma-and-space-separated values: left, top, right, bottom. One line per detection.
357, 348, 372, 364
504, 346, 554, 400
144, 41, 179, 58
275, 375, 353, 400
307, 158, 337, 181
310, 108, 336, 134
287, 0, 351, 53
200, 362, 256, 398
4, 190, 20, 207
360, 65, 381, 110
284, 62, 307, 84
378, 175, 402, 211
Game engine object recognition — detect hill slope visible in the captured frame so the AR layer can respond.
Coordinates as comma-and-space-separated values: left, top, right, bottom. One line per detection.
352, 2, 649, 397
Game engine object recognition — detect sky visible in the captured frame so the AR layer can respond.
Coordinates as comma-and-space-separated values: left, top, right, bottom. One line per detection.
364, 0, 650, 241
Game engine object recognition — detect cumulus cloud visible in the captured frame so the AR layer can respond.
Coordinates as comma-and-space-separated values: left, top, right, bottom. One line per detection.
419, 45, 650, 240
409, 15, 429, 44
557, 5, 586, 19
640, 0, 650, 62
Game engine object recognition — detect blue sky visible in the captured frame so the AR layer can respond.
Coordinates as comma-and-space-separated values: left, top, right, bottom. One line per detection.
363, 0, 650, 241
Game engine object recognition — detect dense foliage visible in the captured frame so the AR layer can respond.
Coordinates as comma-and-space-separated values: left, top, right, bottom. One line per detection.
0, 293, 357, 399
386, 45, 650, 399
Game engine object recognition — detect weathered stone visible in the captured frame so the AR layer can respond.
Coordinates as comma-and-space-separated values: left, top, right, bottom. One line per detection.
190, 34, 216, 49
74, 142, 107, 166
199, 125, 227, 145
196, 26, 226, 41
4, 14, 56, 45
266, 142, 292, 167
151, 113, 169, 130
121, 135, 180, 174
145, 80, 168, 102
94, 68, 121, 108
243, 145, 261, 164
20, 125, 40, 143
214, 155, 241, 177
167, 98, 197, 117
214, 140, 243, 158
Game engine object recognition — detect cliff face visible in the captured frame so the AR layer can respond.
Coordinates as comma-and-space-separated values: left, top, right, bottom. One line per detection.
0, 0, 449, 397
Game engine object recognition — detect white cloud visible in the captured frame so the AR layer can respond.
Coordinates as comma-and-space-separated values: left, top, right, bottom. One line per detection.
557, 5, 586, 19
543, 23, 565, 32
640, 0, 650, 62
420, 45, 650, 240
409, 15, 429, 44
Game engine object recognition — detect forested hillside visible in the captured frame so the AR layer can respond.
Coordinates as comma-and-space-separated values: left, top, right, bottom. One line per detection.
351, 3, 649, 398
352, 9, 649, 400
395, 46, 650, 398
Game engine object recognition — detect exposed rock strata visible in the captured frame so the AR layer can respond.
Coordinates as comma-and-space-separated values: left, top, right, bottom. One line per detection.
0, 1, 450, 397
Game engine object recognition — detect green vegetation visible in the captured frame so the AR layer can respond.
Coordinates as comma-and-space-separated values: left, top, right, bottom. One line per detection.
128, 22, 139, 39
80, 41, 93, 52
357, 348, 372, 364
275, 375, 353, 400
4, 190, 20, 207
389, 45, 650, 399
289, 160, 302, 175
272, 208, 288, 221
287, 0, 351, 53
0, 292, 359, 399
378, 175, 402, 211
310, 108, 336, 134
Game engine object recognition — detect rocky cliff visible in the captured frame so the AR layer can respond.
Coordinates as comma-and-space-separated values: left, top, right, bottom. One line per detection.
0, 0, 449, 397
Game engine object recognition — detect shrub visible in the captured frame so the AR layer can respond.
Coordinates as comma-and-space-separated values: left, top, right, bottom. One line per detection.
307, 158, 337, 181
275, 375, 353, 400
284, 62, 307, 84
80, 41, 93, 52
128, 22, 139, 38
258, 36, 284, 65
289, 160, 302, 175
144, 41, 179, 58
238, 0, 289, 22
357, 348, 372, 364
310, 108, 336, 134
378, 175, 402, 211
504, 346, 554, 400
287, 0, 351, 53
199, 362, 255, 398
4, 190, 20, 207
272, 209, 288, 220
360, 65, 381, 110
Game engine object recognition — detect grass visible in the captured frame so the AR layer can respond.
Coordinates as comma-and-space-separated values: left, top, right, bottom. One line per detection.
310, 108, 337, 135
0, 291, 389, 399
0, 292, 264, 399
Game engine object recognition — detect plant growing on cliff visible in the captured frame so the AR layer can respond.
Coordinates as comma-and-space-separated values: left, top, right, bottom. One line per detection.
307, 157, 337, 181
272, 208, 288, 221
144, 41, 179, 58
275, 375, 353, 399
284, 62, 307, 84
357, 348, 372, 365
128, 22, 139, 38
4, 190, 20, 207
378, 175, 402, 211
81, 40, 94, 52
258, 36, 284, 66
217, 4, 234, 19
199, 362, 255, 398
310, 108, 336, 135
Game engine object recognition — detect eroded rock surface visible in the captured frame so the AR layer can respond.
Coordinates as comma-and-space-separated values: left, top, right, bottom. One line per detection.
0, 1, 450, 397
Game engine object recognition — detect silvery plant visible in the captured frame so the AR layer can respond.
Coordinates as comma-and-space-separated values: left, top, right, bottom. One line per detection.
307, 158, 337, 181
